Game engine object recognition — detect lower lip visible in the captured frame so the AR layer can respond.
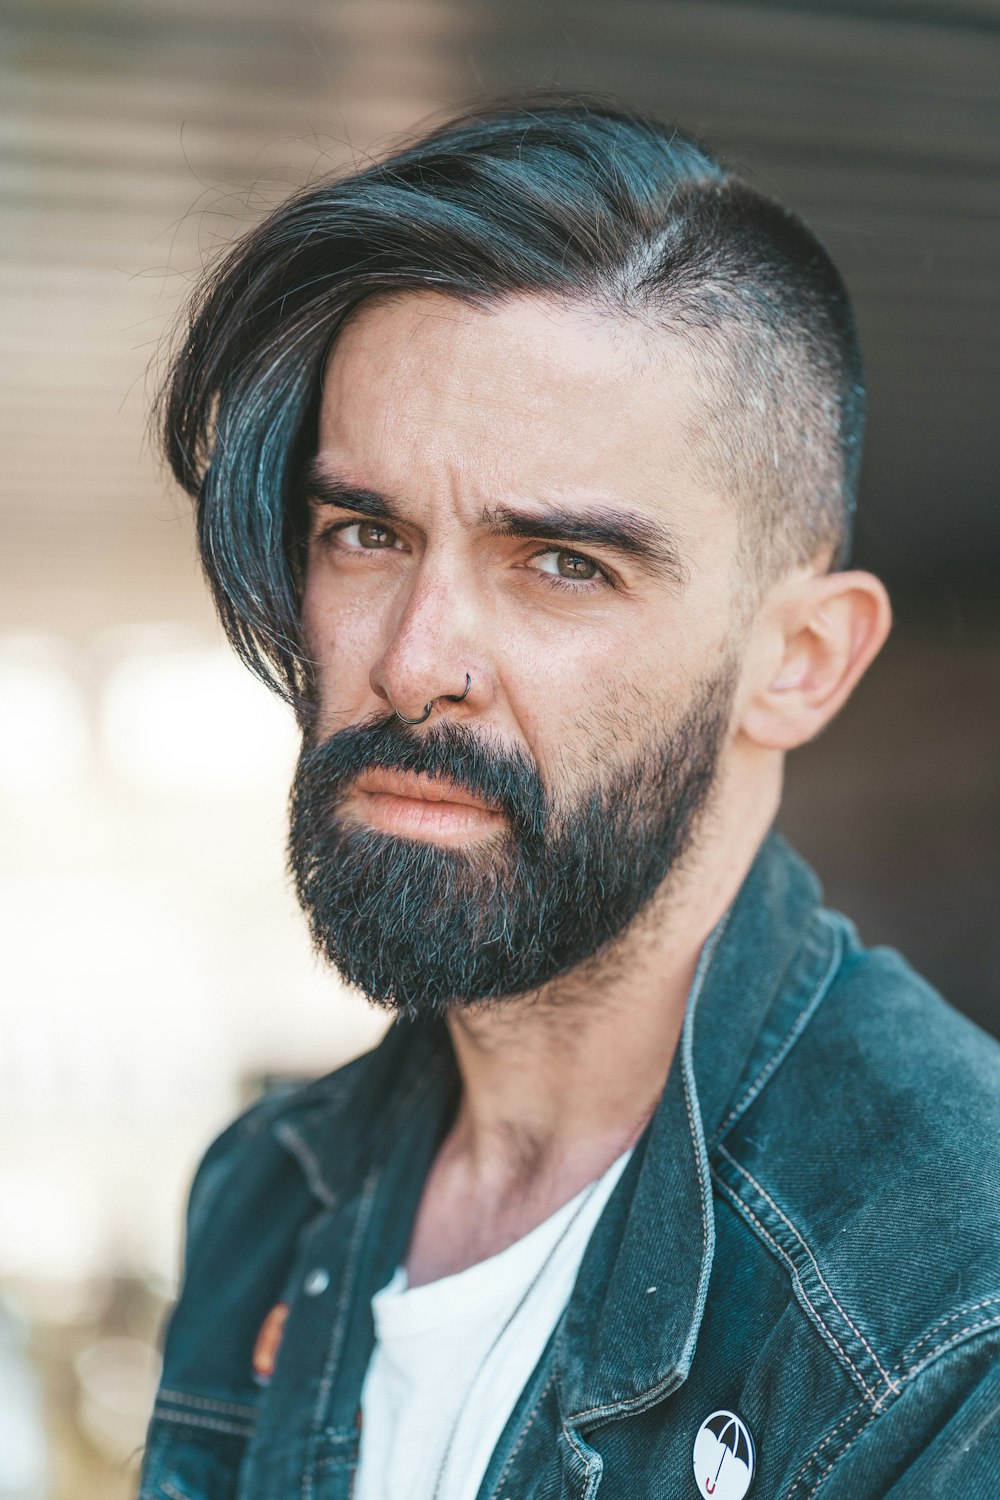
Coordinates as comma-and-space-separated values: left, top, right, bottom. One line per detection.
352, 790, 505, 843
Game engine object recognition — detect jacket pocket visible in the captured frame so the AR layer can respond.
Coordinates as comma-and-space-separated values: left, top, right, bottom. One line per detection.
138, 1413, 252, 1500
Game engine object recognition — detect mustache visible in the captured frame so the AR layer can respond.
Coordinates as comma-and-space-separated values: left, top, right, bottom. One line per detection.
294, 712, 548, 840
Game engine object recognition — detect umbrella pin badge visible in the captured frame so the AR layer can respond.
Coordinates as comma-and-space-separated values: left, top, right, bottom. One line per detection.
693, 1410, 755, 1500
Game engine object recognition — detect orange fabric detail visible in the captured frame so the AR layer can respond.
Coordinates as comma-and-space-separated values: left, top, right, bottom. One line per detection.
251, 1300, 290, 1383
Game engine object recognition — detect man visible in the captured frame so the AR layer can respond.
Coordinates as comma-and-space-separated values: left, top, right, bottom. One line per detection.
139, 100, 999, 1499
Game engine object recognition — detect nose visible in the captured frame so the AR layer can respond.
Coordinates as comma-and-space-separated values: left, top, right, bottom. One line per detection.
369, 563, 483, 723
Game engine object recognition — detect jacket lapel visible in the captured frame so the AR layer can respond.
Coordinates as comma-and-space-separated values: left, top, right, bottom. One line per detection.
555, 833, 831, 1431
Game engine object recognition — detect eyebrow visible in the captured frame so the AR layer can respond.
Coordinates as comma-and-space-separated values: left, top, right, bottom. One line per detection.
482, 502, 688, 586
305, 462, 688, 587
305, 464, 403, 524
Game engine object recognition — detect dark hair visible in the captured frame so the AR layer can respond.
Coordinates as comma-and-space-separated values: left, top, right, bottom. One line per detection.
159, 95, 864, 706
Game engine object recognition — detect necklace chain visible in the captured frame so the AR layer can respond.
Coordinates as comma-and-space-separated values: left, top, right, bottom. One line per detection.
428, 1176, 604, 1500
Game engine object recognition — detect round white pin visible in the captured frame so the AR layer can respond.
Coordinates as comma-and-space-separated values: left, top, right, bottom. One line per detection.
692, 1410, 755, 1500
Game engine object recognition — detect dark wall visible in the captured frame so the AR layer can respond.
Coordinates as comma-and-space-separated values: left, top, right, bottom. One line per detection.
466, 0, 1000, 1034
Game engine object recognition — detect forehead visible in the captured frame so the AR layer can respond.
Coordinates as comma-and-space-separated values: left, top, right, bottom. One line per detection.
317, 292, 729, 550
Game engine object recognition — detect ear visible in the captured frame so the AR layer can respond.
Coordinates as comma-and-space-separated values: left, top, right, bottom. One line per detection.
740, 569, 892, 752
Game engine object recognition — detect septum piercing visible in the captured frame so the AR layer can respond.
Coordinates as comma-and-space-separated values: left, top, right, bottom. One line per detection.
394, 672, 472, 725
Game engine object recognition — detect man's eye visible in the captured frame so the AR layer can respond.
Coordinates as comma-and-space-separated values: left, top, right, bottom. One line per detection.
535, 548, 601, 581
340, 521, 399, 549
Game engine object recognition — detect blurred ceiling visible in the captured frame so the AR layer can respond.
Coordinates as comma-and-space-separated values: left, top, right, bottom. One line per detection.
2, 0, 998, 639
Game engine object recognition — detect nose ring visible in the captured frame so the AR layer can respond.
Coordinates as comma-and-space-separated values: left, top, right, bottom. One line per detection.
394, 673, 471, 725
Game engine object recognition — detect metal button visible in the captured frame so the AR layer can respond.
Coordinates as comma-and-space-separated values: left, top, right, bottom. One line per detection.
303, 1267, 330, 1297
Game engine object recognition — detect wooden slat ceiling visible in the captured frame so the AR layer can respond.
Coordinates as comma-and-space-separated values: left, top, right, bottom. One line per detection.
3, 0, 998, 638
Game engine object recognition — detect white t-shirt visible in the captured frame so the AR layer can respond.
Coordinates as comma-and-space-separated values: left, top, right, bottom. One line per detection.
354, 1150, 632, 1500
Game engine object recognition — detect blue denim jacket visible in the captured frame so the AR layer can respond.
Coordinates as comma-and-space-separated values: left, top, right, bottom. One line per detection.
139, 834, 1000, 1498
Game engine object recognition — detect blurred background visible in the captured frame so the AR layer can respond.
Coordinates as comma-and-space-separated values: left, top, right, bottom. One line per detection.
1, 0, 998, 1494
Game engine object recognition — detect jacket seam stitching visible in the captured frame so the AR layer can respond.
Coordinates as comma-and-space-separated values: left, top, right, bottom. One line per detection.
717, 1145, 899, 1396
903, 1295, 1000, 1363
561, 1421, 603, 1500
712, 1174, 879, 1406
301, 1058, 447, 1500
276, 1047, 449, 1206
681, 1008, 711, 1322
302, 1165, 380, 1500
782, 1396, 868, 1498
487, 1369, 557, 1499
711, 914, 843, 1146
676, 911, 730, 1361
782, 1314, 1000, 1496
558, 914, 729, 1429
150, 1406, 255, 1438
161, 1482, 194, 1500
801, 1411, 877, 1500
157, 1389, 257, 1419
565, 1366, 684, 1426
274, 1122, 339, 1209
893, 1311, 1000, 1391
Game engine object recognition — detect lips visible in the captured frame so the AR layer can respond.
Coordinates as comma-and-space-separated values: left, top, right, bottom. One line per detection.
351, 768, 497, 811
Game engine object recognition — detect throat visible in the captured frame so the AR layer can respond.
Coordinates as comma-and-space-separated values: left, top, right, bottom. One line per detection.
403, 1126, 637, 1287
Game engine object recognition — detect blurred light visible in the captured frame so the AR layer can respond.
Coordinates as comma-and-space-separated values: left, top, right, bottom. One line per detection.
75, 1336, 161, 1464
99, 631, 298, 794
0, 635, 89, 794
0, 1174, 103, 1285
0, 1304, 46, 1500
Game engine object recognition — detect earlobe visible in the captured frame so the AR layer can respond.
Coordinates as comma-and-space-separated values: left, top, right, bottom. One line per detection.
741, 570, 892, 752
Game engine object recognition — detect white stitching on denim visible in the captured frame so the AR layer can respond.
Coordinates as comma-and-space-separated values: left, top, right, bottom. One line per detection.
274, 1122, 338, 1208
713, 995, 814, 1139
566, 1367, 685, 1426
316, 1453, 355, 1470
151, 1407, 254, 1438
487, 1369, 557, 1500
782, 1396, 868, 1498
714, 916, 842, 1143
784, 1311, 1000, 1494
682, 1047, 711, 1294
568, 919, 729, 1430
301, 1166, 378, 1500
898, 1314, 1000, 1387
904, 1296, 1000, 1362
562, 1420, 603, 1500
713, 1175, 879, 1406
161, 1481, 194, 1500
718, 1145, 899, 1395
802, 1414, 876, 1500
157, 1389, 257, 1419
680, 914, 729, 1310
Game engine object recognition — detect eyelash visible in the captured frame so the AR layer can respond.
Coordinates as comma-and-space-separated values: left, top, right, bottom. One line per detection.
314, 520, 614, 593
526, 547, 613, 592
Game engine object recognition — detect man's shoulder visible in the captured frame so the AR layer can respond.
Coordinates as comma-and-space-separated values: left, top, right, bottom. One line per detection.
182, 1037, 395, 1249
714, 922, 1000, 1403
790, 926, 1000, 1182
735, 914, 1000, 1171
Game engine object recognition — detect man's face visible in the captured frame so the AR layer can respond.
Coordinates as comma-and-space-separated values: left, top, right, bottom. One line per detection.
292, 293, 747, 1013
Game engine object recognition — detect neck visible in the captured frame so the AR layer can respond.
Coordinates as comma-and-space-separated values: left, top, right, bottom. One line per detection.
402, 772, 780, 1285
444, 779, 776, 1186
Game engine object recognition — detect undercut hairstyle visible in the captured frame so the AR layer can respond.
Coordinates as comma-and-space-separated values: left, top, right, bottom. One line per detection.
158, 96, 865, 708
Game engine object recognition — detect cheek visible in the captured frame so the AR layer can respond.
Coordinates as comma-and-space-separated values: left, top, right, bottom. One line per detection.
524, 601, 734, 783
510, 615, 684, 784
301, 571, 386, 705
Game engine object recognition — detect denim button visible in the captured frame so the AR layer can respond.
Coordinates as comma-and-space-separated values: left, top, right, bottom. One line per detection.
304, 1267, 330, 1296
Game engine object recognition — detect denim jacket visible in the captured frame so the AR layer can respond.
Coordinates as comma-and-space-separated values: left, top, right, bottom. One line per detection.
139, 834, 1000, 1498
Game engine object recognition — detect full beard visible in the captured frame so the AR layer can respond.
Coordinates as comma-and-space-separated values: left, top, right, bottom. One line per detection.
288, 665, 736, 1018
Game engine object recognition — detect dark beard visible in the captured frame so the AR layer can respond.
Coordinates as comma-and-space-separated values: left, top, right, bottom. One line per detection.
287, 667, 736, 1018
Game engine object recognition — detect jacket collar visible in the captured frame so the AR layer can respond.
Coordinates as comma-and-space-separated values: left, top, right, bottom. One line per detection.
274, 832, 840, 1425
556, 831, 840, 1424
